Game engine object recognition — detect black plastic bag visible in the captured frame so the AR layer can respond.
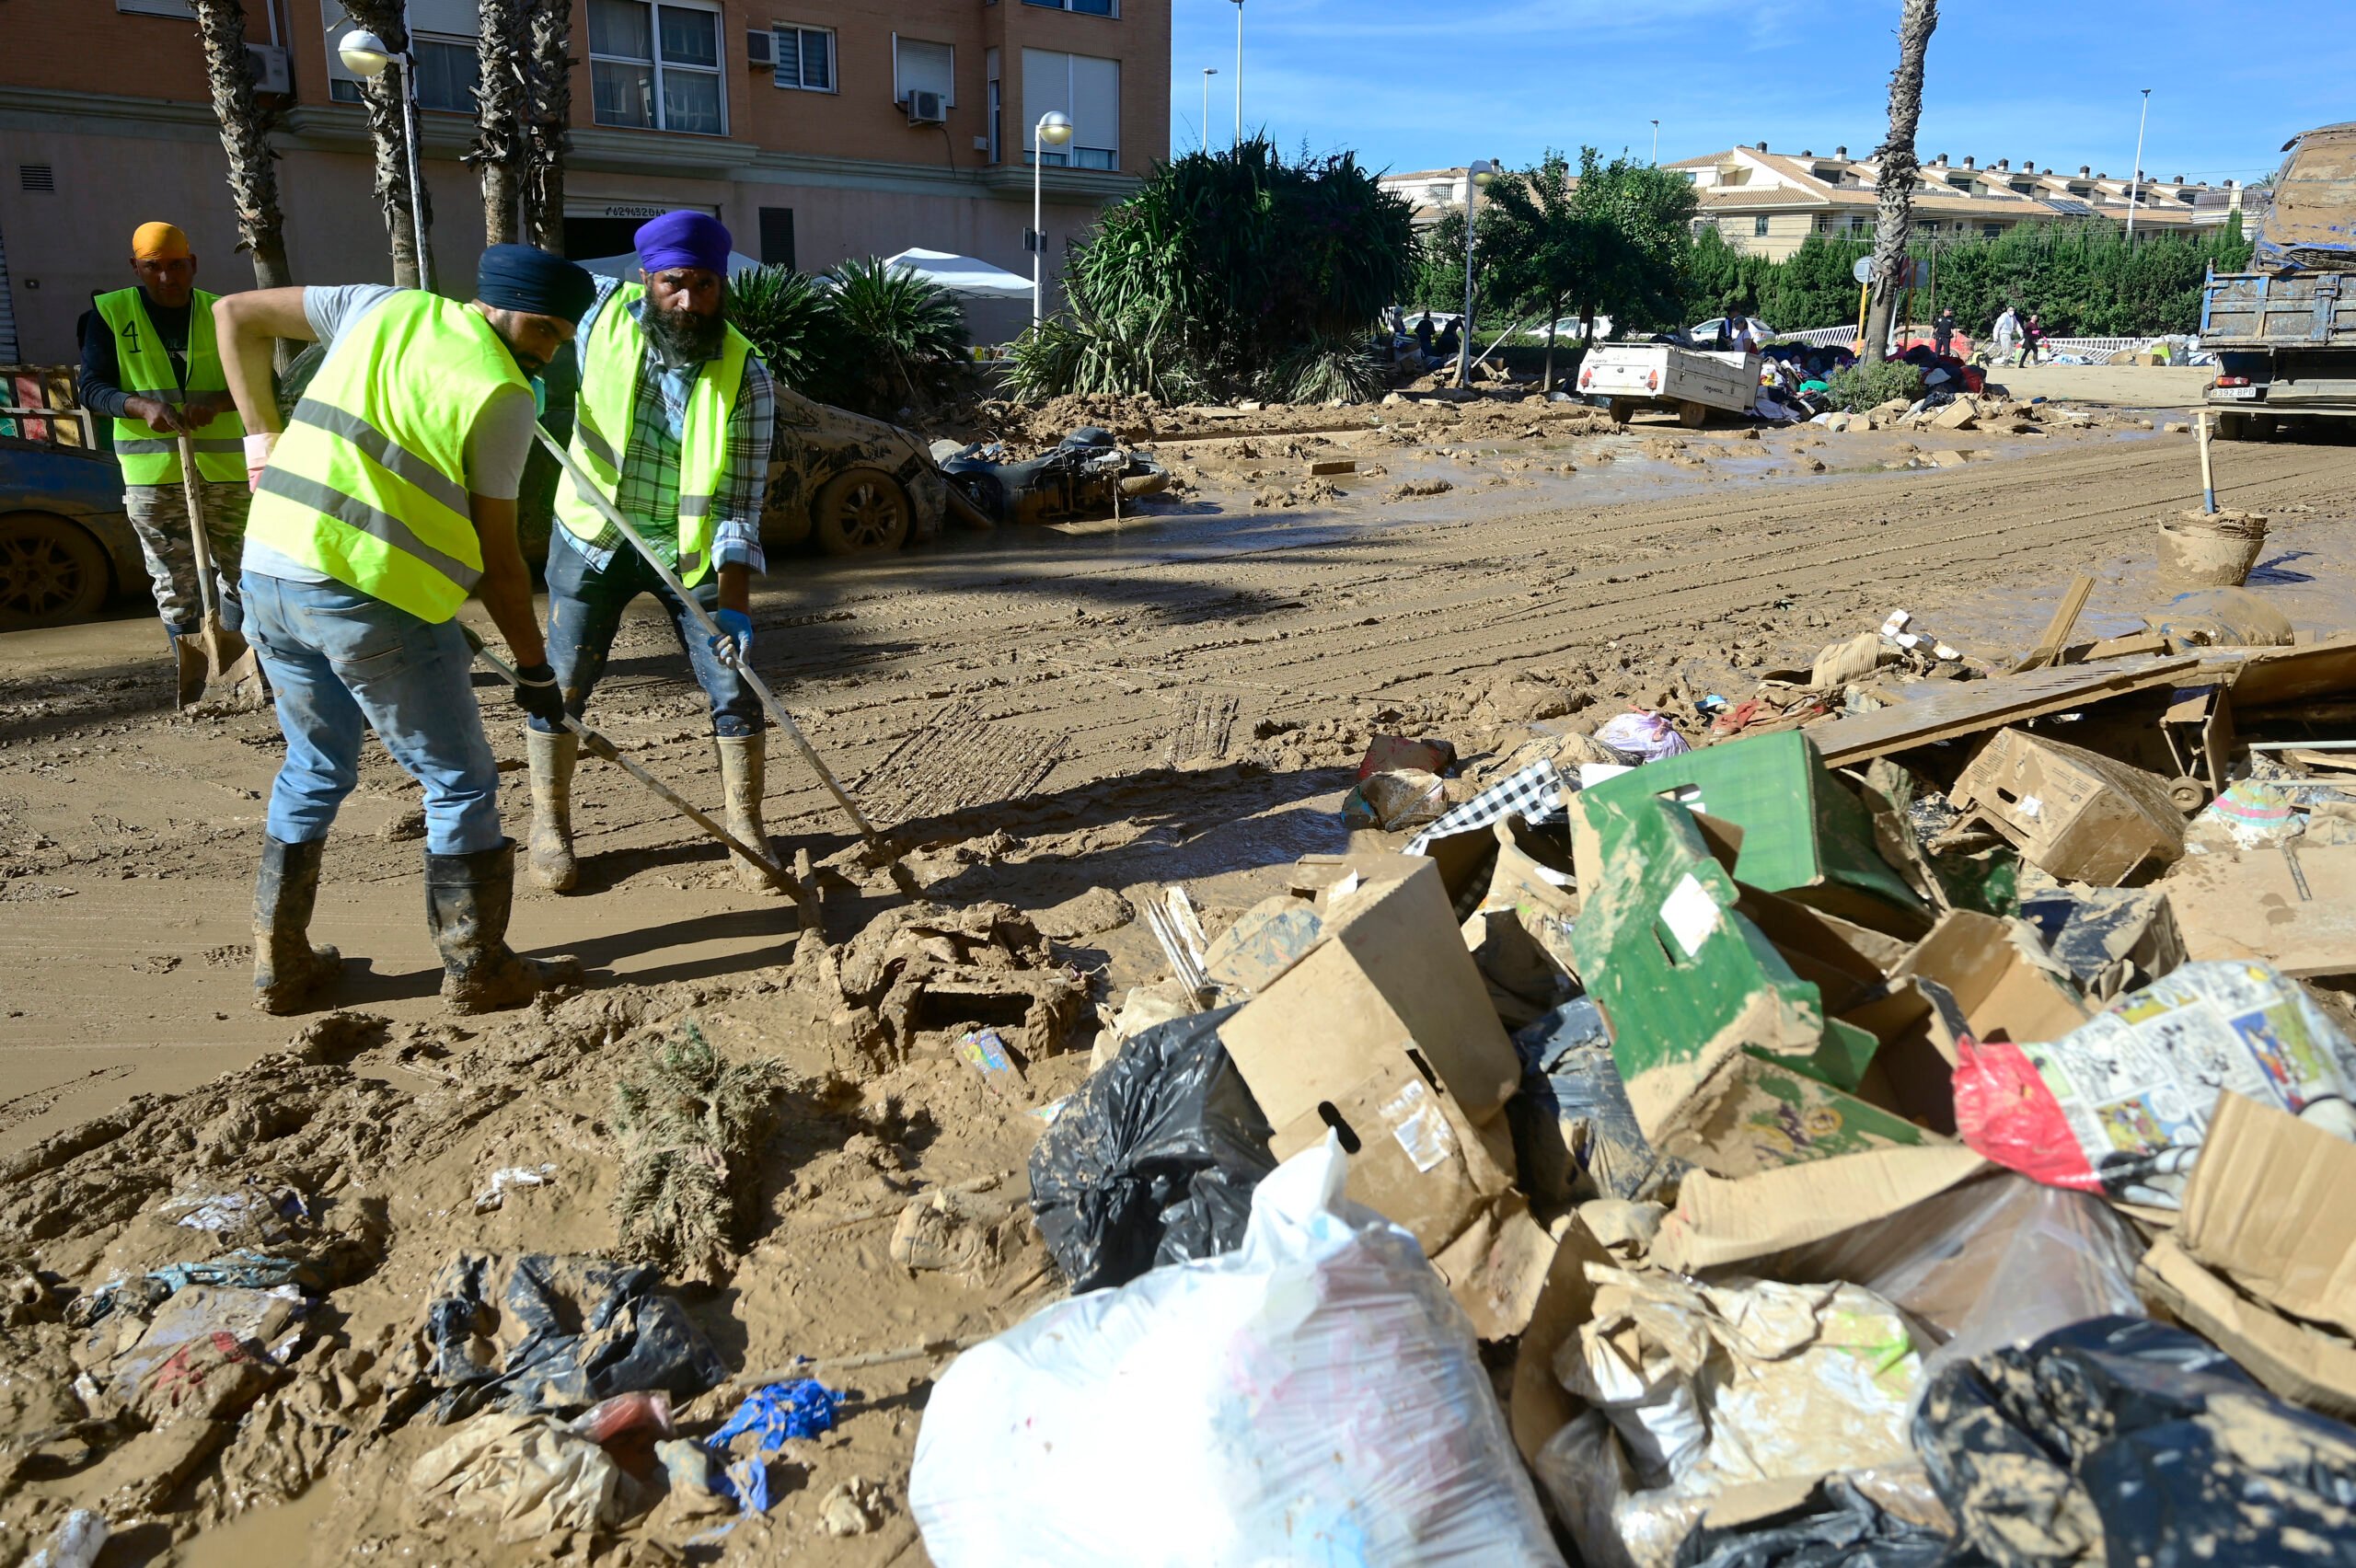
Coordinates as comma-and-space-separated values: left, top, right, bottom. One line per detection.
1916, 1315, 2356, 1567
1676, 1476, 1949, 1568
1028, 1006, 1276, 1294
418, 1251, 730, 1423
1512, 999, 1673, 1203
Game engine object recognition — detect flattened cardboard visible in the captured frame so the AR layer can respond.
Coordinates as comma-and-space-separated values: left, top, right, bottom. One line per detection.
2179, 1091, 2356, 1338
1652, 1144, 1992, 1274
2160, 844, 2356, 979
1950, 728, 2187, 885
2142, 1234, 2356, 1423
1507, 1215, 1617, 1465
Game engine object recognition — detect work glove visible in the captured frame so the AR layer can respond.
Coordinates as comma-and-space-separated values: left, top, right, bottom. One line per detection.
513, 662, 568, 726
709, 607, 754, 665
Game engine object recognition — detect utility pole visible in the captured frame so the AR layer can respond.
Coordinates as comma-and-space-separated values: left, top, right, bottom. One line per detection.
2126, 87, 2152, 241
1202, 68, 1217, 152
1650, 119, 1660, 166
1231, 0, 1244, 146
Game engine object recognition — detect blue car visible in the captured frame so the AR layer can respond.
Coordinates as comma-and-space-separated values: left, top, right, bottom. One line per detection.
0, 437, 145, 629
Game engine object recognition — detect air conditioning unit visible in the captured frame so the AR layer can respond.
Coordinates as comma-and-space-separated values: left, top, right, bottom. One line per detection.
745, 29, 774, 67
246, 42, 291, 96
905, 89, 947, 125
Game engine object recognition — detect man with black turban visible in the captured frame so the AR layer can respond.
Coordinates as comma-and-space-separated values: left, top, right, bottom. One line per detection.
211, 246, 596, 1016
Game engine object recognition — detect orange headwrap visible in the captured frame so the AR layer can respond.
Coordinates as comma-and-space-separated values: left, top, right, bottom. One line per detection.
131, 223, 191, 260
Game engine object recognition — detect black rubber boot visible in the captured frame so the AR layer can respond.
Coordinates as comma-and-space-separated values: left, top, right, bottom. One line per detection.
423, 840, 581, 1014
252, 836, 343, 1014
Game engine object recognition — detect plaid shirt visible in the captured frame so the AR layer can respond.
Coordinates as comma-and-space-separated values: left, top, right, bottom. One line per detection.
556, 274, 775, 576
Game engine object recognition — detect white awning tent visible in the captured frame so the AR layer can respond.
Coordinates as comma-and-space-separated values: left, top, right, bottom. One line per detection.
576, 250, 767, 281
879, 248, 1033, 300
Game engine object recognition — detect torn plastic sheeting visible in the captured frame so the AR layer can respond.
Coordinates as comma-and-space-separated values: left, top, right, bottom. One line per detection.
416, 1253, 730, 1423
1915, 1317, 2356, 1568
1952, 959, 2356, 1207
914, 1136, 1564, 1565
2012, 884, 2183, 1002
1512, 1000, 1671, 1204
69, 1250, 321, 1328
409, 1411, 625, 1545
1595, 711, 1693, 763
1673, 1474, 1949, 1568
1341, 767, 1452, 831
1027, 1005, 1276, 1294
706, 1379, 840, 1513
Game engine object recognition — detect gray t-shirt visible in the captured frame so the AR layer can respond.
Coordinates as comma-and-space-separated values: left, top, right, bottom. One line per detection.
245, 284, 539, 585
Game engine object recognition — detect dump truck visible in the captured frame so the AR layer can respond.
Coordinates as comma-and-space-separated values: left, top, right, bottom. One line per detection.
2201, 121, 2356, 439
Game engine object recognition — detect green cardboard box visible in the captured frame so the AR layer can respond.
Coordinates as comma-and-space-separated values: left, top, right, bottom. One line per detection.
1579, 731, 1930, 937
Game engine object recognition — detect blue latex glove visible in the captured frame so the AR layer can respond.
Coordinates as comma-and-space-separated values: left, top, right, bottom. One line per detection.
709, 607, 753, 663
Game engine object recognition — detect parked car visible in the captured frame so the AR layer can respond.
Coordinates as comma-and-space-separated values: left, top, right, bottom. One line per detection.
1684, 316, 1777, 348
758, 384, 950, 556
0, 439, 144, 630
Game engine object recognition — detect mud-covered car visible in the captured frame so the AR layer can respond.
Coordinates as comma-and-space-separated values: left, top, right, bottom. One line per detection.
0, 435, 147, 630
933, 427, 1170, 526
759, 384, 949, 557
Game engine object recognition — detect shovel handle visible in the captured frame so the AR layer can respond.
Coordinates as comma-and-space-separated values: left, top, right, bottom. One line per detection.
530, 427, 885, 851
177, 432, 225, 622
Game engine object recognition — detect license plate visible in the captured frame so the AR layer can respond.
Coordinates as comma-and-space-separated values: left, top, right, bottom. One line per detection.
2214, 386, 2260, 399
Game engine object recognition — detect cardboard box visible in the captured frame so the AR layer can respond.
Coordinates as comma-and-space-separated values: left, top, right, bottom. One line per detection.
1568, 791, 1935, 1178
1950, 728, 2188, 885
1891, 909, 2094, 1046
2142, 1236, 2356, 1423
1577, 730, 1931, 935
2180, 1092, 2356, 1338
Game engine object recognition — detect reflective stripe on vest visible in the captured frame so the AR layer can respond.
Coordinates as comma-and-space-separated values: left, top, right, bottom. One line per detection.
244, 292, 525, 624
554, 282, 751, 587
94, 287, 246, 485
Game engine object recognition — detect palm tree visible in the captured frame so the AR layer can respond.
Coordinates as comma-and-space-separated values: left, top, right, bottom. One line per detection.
468, 0, 529, 246
188, 1, 293, 294
522, 0, 573, 253
1863, 0, 1938, 365
341, 0, 433, 287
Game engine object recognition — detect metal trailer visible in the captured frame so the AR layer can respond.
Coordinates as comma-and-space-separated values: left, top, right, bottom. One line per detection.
1576, 344, 1760, 427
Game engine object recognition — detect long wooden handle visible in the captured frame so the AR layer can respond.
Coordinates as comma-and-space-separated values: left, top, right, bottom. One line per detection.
531, 426, 884, 849
177, 432, 223, 619
2197, 411, 2218, 514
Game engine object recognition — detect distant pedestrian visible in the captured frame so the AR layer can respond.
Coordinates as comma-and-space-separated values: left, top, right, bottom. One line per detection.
1934, 306, 1958, 357
2020, 313, 2046, 366
1991, 305, 2021, 363
1413, 314, 1436, 356
1434, 317, 1462, 358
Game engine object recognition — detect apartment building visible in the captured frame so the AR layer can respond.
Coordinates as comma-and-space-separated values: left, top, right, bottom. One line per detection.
1670, 143, 2233, 260
0, 0, 1170, 360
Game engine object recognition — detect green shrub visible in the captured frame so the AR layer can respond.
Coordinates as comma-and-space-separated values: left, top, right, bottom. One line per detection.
725, 257, 970, 419
726, 264, 832, 389
1826, 360, 1925, 411
1268, 334, 1385, 404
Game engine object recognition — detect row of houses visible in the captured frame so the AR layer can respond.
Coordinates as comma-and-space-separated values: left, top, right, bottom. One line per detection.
1381, 142, 2258, 261
0, 0, 1172, 361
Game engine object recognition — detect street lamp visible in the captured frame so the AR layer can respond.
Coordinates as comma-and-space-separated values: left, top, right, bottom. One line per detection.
2125, 87, 2153, 241
1032, 110, 1074, 324
1202, 68, 1218, 151
1230, 0, 1244, 147
1650, 120, 1660, 166
338, 21, 434, 293
1457, 159, 1496, 388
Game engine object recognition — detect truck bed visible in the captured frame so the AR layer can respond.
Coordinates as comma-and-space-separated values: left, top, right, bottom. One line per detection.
2201, 271, 2356, 349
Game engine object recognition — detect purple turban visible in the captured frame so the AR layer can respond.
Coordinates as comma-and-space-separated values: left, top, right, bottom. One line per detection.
635, 211, 732, 277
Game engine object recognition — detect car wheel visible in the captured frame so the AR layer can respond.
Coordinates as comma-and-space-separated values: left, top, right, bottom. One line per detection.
1677, 400, 1709, 429
0, 512, 110, 629
813, 468, 913, 556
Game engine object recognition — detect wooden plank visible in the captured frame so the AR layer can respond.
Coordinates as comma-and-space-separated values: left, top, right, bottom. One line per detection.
2196, 633, 2356, 710
1806, 654, 2200, 767
2016, 575, 2096, 673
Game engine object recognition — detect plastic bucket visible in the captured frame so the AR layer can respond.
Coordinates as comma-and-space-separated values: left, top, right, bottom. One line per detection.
2156, 509, 2268, 588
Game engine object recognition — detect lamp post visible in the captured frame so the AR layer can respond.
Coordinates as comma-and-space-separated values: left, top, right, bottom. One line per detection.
2125, 87, 2153, 241
338, 19, 433, 293
1202, 68, 1218, 151
1230, 0, 1244, 146
1457, 159, 1496, 388
1032, 110, 1073, 325
1650, 119, 1660, 166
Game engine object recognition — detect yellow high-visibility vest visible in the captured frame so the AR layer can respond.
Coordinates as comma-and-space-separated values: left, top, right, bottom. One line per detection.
554, 282, 751, 587
245, 292, 525, 624
94, 286, 246, 484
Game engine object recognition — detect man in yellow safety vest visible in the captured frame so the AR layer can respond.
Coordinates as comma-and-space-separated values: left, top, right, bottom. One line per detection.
76, 222, 250, 646
527, 211, 779, 895
211, 246, 596, 1016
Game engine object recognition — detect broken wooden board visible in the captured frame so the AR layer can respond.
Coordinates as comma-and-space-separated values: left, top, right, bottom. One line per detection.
2196, 633, 2356, 710
2016, 575, 2096, 673
2159, 844, 2356, 978
1805, 654, 2200, 767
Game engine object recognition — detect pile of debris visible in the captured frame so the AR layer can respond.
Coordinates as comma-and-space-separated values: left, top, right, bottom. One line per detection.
896, 585, 2356, 1563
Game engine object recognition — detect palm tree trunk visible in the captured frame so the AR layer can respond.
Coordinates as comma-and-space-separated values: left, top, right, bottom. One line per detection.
189, 1, 293, 293
344, 1, 433, 288
1543, 292, 1561, 390
470, 0, 528, 245
1863, 0, 1938, 365
523, 0, 574, 253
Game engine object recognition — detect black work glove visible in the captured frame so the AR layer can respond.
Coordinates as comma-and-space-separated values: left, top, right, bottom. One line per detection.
513, 662, 567, 725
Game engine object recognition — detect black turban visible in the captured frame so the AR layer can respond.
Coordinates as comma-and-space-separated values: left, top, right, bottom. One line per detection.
474, 245, 597, 326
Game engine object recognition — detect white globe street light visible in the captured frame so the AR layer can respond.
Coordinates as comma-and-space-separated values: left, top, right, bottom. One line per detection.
339, 20, 433, 292
1032, 110, 1075, 324
1458, 159, 1497, 387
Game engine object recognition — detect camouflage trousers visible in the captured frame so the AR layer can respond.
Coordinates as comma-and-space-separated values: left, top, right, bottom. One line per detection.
125, 480, 250, 630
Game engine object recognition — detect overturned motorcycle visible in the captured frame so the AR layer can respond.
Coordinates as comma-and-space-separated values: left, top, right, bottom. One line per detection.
933, 427, 1172, 526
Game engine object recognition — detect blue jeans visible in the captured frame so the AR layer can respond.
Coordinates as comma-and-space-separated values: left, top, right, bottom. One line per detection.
532, 531, 761, 738
242, 572, 504, 855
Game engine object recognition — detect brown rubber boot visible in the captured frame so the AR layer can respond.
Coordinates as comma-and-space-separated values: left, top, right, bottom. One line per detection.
252, 835, 343, 1014
714, 732, 785, 894
423, 840, 582, 1013
525, 727, 580, 893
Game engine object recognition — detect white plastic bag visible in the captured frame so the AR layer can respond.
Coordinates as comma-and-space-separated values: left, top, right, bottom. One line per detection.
910, 1135, 1562, 1566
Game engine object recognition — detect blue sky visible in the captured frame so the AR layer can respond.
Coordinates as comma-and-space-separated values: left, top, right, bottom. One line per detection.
1166, 1, 2348, 189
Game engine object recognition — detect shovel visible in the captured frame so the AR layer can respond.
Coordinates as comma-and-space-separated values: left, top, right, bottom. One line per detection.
174, 432, 265, 708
